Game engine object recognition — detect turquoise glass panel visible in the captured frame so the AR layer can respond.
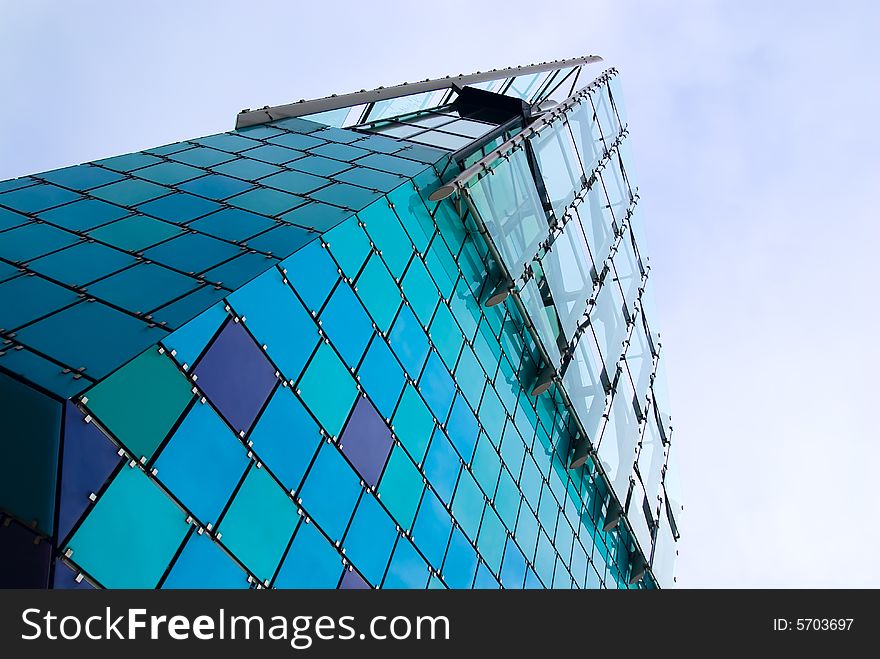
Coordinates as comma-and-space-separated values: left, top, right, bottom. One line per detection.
66, 467, 189, 588
188, 207, 276, 242
143, 232, 241, 273
178, 174, 254, 200
446, 394, 479, 462
211, 158, 281, 181
298, 442, 362, 541
412, 489, 452, 569
274, 521, 343, 588
324, 217, 372, 279
163, 301, 228, 368
342, 493, 397, 585
336, 166, 406, 193
89, 215, 182, 251
40, 164, 123, 190
288, 154, 351, 177
227, 187, 305, 217
471, 433, 501, 496
0, 182, 83, 212
260, 169, 328, 195
281, 239, 340, 312
86, 263, 199, 313
309, 142, 371, 163
137, 191, 221, 222
451, 469, 484, 541
0, 223, 79, 262
378, 446, 423, 530
162, 531, 249, 589
500, 538, 527, 588
193, 133, 262, 153
310, 182, 383, 211
38, 198, 128, 231
419, 351, 455, 422
428, 303, 464, 375
217, 464, 298, 582
354, 253, 400, 332
169, 147, 236, 168
91, 179, 169, 206
383, 538, 429, 588
478, 506, 506, 573
388, 305, 429, 378
319, 281, 373, 367
357, 335, 405, 419
387, 182, 434, 252
297, 343, 358, 437
442, 527, 477, 589
494, 467, 521, 531
423, 428, 459, 504
401, 256, 439, 325
135, 161, 204, 185
0, 275, 78, 331
359, 197, 413, 278
240, 144, 303, 165
391, 385, 434, 463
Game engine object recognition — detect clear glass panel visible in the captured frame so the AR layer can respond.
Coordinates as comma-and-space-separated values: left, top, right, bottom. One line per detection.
467, 148, 549, 278
626, 476, 653, 559
590, 277, 627, 377
560, 333, 607, 442
365, 90, 447, 123
638, 403, 665, 506
505, 72, 548, 101
532, 119, 584, 218
597, 372, 639, 500
405, 130, 474, 151
518, 277, 561, 367
566, 98, 605, 175
541, 220, 592, 344
574, 185, 615, 269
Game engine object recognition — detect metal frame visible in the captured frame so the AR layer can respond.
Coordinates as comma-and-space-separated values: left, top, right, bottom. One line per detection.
235, 56, 603, 129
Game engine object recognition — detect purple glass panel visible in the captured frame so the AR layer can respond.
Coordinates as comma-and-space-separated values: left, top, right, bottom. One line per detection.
339, 568, 371, 589
58, 402, 122, 543
52, 559, 94, 589
339, 396, 393, 487
0, 518, 51, 588
194, 319, 277, 434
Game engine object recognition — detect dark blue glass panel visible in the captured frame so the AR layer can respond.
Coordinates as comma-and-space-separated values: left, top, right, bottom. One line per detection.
0, 275, 78, 331
388, 305, 429, 379
193, 320, 278, 434
419, 351, 456, 422
412, 489, 452, 569
40, 164, 123, 191
248, 386, 322, 493
38, 198, 128, 231
339, 396, 393, 487
274, 521, 343, 588
162, 531, 249, 589
178, 174, 254, 200
445, 394, 479, 462
342, 492, 397, 585
383, 538, 429, 588
52, 560, 93, 589
441, 527, 477, 589
57, 402, 122, 542
154, 402, 250, 526
319, 282, 373, 367
356, 335, 405, 419
0, 519, 51, 588
423, 428, 460, 504
137, 192, 222, 223
280, 239, 339, 312
188, 208, 276, 242
339, 568, 370, 589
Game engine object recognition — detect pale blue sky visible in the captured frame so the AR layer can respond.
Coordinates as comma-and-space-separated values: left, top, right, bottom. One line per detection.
2, 1, 878, 587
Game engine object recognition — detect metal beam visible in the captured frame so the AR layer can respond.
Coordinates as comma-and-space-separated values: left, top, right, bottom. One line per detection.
235, 55, 603, 129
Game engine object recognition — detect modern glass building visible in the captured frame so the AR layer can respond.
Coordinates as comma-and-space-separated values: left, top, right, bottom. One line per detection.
0, 55, 681, 589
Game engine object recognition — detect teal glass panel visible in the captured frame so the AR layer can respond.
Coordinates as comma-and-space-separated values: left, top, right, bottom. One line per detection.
0, 206, 28, 231
357, 335, 405, 419
418, 351, 455, 421
248, 385, 322, 493
228, 268, 319, 382
342, 493, 397, 585
83, 348, 194, 461
446, 394, 479, 462
471, 433, 501, 495
89, 215, 182, 251
86, 263, 199, 313
40, 164, 123, 190
354, 253, 401, 332
534, 531, 556, 586
352, 134, 405, 154
424, 235, 458, 299
269, 117, 324, 133
533, 119, 584, 218
478, 385, 506, 442
281, 240, 340, 313
324, 217, 372, 279
96, 152, 162, 172
162, 301, 227, 369
428, 302, 463, 371
235, 124, 286, 140
245, 224, 315, 257
149, 284, 228, 329
211, 158, 282, 181
387, 182, 434, 252
449, 278, 479, 341
412, 489, 452, 569
145, 141, 191, 156
575, 185, 615, 267
0, 372, 61, 535
188, 207, 275, 242
0, 344, 89, 399
0, 275, 78, 331
391, 385, 434, 464
297, 343, 358, 437
38, 198, 128, 231
357, 153, 428, 178
217, 464, 298, 582
143, 233, 241, 273
135, 161, 204, 185
66, 467, 189, 588
240, 144, 304, 165
423, 427, 459, 504
274, 521, 343, 588
154, 402, 249, 526
267, 131, 326, 151
336, 167, 406, 193
288, 154, 351, 177
501, 538, 527, 588
298, 442, 362, 540
178, 174, 254, 200
401, 256, 439, 325
162, 531, 249, 589
389, 305, 429, 378
378, 446, 423, 530
311, 182, 382, 211
227, 187, 305, 217
0, 182, 82, 212
281, 201, 352, 233
193, 133, 262, 153
91, 179, 169, 206
359, 196, 413, 278
383, 538, 429, 588
541, 218, 593, 344
472, 320, 500, 381
477, 506, 506, 573
0, 176, 37, 193
169, 146, 236, 168
451, 469, 484, 541
137, 191, 221, 222
442, 527, 477, 589
319, 281, 373, 368
14, 300, 169, 380
260, 169, 328, 195
0, 223, 79, 262
312, 126, 361, 144
309, 142, 371, 163
494, 467, 521, 531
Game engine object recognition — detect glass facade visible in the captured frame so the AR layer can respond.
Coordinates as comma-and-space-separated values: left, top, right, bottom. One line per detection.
0, 58, 679, 590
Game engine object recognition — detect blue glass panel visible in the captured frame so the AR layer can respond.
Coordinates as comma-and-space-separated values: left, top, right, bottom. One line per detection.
193, 133, 262, 153
423, 428, 459, 504
96, 152, 162, 172
419, 351, 455, 421
193, 320, 278, 434
86, 263, 199, 313
310, 182, 383, 211
342, 493, 397, 585
227, 268, 319, 384
178, 174, 254, 200
494, 467, 521, 531
240, 144, 304, 165
267, 132, 326, 151
474, 562, 500, 589
168, 146, 235, 168
0, 275, 78, 331
412, 489, 452, 569
0, 344, 89, 399
445, 394, 479, 462
401, 257, 439, 325
188, 208, 276, 242
391, 385, 434, 464
441, 527, 477, 589
356, 335, 405, 419
288, 154, 351, 177
274, 521, 343, 588
38, 198, 128, 231
384, 538, 429, 588
500, 538, 527, 589
388, 304, 429, 378
66, 466, 189, 588
387, 182, 435, 252
162, 531, 249, 589
88, 215, 182, 251
515, 508, 540, 562
0, 520, 51, 588
143, 233, 241, 273
137, 191, 222, 223
298, 442, 362, 541
0, 182, 82, 212
217, 464, 298, 582
429, 303, 464, 370
354, 253, 400, 333
0, 206, 28, 231
57, 402, 121, 542
0, 223, 79, 262
309, 142, 371, 163
339, 396, 393, 487
155, 402, 249, 526
319, 281, 373, 367
281, 240, 340, 313
149, 284, 228, 330
162, 301, 228, 369
40, 164, 123, 190
52, 559, 93, 589
471, 433, 501, 496
451, 469, 484, 540
211, 158, 282, 181
324, 217, 372, 279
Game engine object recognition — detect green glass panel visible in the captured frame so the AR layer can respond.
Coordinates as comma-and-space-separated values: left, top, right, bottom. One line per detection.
354, 253, 401, 333
390, 384, 434, 464
378, 446, 424, 530
89, 215, 183, 252
217, 464, 298, 582
324, 217, 372, 280
297, 343, 358, 437
66, 466, 189, 588
83, 348, 195, 461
